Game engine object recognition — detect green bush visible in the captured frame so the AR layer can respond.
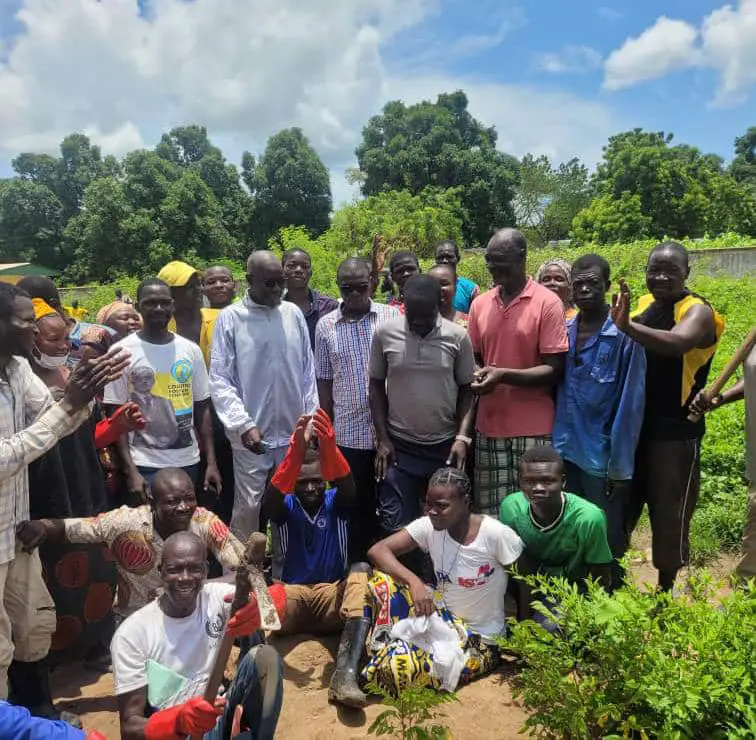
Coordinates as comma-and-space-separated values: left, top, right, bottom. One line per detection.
503, 573, 756, 739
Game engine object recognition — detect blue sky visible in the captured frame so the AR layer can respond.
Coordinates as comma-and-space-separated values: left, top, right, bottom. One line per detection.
0, 0, 754, 205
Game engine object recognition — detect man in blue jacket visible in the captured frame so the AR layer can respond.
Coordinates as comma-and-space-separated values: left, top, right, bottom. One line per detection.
552, 254, 646, 589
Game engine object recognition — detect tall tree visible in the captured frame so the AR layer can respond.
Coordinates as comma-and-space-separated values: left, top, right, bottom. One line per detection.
355, 90, 518, 245
730, 127, 756, 194
244, 128, 332, 247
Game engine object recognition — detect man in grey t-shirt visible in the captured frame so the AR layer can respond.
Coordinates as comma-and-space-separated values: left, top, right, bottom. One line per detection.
369, 275, 476, 540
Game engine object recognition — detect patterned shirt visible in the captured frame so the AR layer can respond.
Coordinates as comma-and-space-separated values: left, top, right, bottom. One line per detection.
315, 301, 400, 450
64, 505, 244, 616
0, 357, 90, 565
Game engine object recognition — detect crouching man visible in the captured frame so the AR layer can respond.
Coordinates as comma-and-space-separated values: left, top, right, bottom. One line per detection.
264, 409, 371, 708
112, 531, 287, 740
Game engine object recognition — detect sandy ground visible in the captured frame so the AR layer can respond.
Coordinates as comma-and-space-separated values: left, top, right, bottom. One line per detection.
51, 532, 739, 740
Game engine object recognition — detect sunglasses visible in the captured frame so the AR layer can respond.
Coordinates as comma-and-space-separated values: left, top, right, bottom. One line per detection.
339, 283, 370, 295
248, 275, 285, 289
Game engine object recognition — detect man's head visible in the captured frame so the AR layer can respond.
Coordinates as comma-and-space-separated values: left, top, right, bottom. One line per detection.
157, 261, 202, 315
434, 240, 460, 267
282, 249, 312, 292
32, 311, 71, 368
646, 241, 689, 303
16, 276, 62, 313
519, 445, 565, 510
294, 447, 327, 509
337, 258, 372, 315
136, 278, 173, 332
571, 254, 611, 314
425, 468, 472, 532
428, 264, 457, 313
202, 266, 235, 308
485, 228, 527, 291
389, 251, 420, 294
158, 531, 207, 616
403, 275, 441, 337
0, 283, 37, 358
246, 251, 285, 307
151, 467, 198, 536
131, 365, 156, 394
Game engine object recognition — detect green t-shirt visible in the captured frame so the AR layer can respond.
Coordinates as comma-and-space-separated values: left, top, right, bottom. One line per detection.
499, 492, 612, 582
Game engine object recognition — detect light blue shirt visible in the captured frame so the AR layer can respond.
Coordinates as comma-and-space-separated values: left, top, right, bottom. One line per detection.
452, 276, 479, 313
553, 314, 646, 481
209, 296, 318, 449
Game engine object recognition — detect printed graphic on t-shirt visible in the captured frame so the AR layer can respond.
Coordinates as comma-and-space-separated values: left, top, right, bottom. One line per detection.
129, 359, 194, 451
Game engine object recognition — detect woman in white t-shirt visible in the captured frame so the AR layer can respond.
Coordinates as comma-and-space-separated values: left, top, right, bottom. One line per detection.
364, 468, 524, 694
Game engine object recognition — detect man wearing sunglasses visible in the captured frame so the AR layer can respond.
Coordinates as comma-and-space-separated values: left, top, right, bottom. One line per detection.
209, 251, 318, 558
314, 258, 399, 561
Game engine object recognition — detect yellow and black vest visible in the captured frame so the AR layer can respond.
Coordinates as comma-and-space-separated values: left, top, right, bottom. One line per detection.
631, 291, 724, 440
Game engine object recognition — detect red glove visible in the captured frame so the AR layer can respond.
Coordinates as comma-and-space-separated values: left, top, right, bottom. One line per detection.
313, 408, 350, 481
144, 696, 223, 740
225, 584, 288, 637
270, 418, 308, 493
93, 402, 146, 448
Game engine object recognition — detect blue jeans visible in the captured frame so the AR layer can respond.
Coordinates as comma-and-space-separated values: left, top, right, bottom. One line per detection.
204, 644, 283, 740
137, 463, 201, 489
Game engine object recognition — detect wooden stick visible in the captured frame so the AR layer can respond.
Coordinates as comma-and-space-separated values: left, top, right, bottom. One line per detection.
687, 326, 756, 422
191, 531, 268, 739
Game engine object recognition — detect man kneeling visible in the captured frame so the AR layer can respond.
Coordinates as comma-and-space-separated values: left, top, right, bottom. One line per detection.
112, 531, 287, 740
264, 409, 370, 708
499, 445, 613, 629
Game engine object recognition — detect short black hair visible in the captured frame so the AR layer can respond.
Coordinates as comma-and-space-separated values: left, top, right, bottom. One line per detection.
16, 276, 61, 309
434, 239, 459, 258
337, 257, 371, 280
519, 445, 564, 468
403, 274, 441, 305
137, 278, 170, 303
428, 467, 472, 499
650, 241, 689, 269
572, 254, 611, 284
389, 251, 419, 272
0, 283, 27, 323
282, 248, 310, 266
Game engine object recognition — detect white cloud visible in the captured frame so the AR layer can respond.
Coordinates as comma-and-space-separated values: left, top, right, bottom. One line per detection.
535, 46, 602, 74
597, 6, 623, 22
603, 0, 756, 105
603, 17, 700, 90
0, 0, 619, 207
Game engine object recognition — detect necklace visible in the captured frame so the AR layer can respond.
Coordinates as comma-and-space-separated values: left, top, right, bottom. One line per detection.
529, 492, 566, 533
438, 529, 465, 605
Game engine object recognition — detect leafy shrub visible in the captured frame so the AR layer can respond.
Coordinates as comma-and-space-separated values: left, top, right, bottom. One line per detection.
503, 573, 756, 739
368, 686, 456, 740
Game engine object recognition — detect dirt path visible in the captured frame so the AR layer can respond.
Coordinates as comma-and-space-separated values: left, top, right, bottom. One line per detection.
50, 535, 739, 739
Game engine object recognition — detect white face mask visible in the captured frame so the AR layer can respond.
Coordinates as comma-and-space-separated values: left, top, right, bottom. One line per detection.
32, 346, 69, 369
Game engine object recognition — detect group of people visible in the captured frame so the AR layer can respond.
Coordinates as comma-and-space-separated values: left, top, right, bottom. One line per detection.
0, 227, 752, 740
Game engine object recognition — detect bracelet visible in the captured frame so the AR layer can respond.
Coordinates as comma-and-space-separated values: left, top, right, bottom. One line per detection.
455, 434, 472, 446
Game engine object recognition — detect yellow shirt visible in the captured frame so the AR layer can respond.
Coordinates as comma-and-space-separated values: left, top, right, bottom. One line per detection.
168, 308, 220, 368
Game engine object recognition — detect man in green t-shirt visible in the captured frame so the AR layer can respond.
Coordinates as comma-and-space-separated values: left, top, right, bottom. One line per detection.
499, 445, 613, 627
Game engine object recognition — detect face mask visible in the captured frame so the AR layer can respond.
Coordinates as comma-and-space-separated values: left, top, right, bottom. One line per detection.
32, 346, 69, 369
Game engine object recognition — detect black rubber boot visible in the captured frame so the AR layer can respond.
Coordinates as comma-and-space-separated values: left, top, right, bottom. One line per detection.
328, 617, 370, 708
8, 658, 82, 728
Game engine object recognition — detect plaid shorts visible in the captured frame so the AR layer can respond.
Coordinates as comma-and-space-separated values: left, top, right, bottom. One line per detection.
474, 434, 552, 515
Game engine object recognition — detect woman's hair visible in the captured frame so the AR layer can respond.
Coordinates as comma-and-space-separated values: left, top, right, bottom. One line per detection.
0, 283, 27, 322
428, 467, 472, 499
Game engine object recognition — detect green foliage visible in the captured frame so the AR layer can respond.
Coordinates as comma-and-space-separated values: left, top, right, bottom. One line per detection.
268, 226, 340, 297
730, 127, 756, 194
368, 686, 456, 740
355, 90, 518, 246
503, 572, 756, 739
244, 127, 332, 247
570, 193, 652, 245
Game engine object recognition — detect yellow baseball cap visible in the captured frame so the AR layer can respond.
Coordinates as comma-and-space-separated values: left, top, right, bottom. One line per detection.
158, 261, 199, 287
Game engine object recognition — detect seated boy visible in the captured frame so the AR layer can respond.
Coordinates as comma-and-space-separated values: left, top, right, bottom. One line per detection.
499, 446, 613, 628
263, 409, 370, 708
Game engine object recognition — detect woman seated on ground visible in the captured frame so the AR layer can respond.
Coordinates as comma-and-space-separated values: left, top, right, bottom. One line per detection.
536, 258, 577, 320
364, 468, 524, 695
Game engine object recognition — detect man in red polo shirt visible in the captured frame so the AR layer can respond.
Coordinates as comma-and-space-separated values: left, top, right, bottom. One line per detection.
469, 228, 568, 515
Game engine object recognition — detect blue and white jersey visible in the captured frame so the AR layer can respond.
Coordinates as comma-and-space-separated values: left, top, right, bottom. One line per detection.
279, 488, 349, 585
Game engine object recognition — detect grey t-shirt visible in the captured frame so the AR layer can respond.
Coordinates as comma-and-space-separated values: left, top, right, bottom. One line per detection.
369, 315, 476, 445
745, 346, 755, 484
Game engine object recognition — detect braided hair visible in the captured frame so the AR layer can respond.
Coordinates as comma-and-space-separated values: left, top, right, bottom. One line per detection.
428, 467, 472, 500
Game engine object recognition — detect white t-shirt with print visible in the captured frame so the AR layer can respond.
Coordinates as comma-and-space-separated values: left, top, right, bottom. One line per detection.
405, 515, 524, 639
103, 332, 209, 468
111, 582, 233, 709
